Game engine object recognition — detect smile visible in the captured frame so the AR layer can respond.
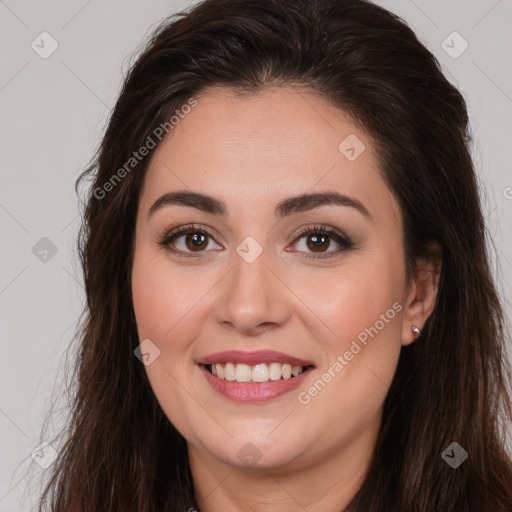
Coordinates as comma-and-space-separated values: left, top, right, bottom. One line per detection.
197, 350, 315, 402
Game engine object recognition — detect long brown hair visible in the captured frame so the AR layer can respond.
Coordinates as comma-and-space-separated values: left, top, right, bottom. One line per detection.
36, 0, 512, 510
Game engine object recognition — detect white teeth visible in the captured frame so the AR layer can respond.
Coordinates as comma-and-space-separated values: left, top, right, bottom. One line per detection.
224, 362, 236, 381
252, 363, 269, 383
209, 362, 307, 383
269, 362, 282, 380
235, 363, 252, 382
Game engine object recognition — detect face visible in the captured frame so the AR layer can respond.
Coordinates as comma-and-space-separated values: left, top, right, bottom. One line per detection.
131, 86, 411, 474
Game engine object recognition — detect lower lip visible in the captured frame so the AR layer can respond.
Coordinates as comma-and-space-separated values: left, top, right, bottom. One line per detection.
199, 364, 313, 402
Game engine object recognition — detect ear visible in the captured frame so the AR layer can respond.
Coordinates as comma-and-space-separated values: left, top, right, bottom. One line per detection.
401, 241, 442, 346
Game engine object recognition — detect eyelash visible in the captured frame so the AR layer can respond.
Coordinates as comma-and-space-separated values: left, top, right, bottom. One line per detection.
157, 223, 354, 260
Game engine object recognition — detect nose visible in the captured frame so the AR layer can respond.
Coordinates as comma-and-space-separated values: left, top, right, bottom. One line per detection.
214, 243, 292, 336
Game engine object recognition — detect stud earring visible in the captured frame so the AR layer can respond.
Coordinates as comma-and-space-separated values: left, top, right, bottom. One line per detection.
411, 326, 420, 336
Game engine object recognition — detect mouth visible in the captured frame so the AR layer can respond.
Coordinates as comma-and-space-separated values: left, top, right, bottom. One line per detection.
197, 350, 316, 402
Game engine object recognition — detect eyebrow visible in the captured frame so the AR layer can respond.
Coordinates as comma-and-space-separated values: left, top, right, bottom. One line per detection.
148, 190, 372, 221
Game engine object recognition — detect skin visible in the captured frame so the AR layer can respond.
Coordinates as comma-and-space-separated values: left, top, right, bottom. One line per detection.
131, 86, 441, 511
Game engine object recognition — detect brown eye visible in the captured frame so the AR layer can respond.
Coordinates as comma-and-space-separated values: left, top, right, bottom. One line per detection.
305, 234, 332, 253
183, 232, 209, 251
158, 224, 222, 256
292, 224, 354, 260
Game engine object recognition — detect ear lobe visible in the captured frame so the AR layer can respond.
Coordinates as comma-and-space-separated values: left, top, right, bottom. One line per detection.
401, 242, 442, 346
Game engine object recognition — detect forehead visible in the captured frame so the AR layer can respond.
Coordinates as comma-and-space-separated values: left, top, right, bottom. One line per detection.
140, 85, 401, 226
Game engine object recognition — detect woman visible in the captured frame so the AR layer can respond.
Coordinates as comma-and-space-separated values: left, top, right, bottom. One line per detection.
37, 0, 512, 510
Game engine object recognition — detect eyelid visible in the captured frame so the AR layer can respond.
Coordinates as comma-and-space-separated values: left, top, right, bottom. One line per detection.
157, 223, 222, 255
289, 224, 354, 258
157, 222, 354, 259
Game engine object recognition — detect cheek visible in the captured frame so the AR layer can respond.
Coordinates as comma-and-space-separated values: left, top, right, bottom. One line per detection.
130, 249, 209, 440
299, 253, 404, 346
293, 253, 405, 417
131, 247, 202, 347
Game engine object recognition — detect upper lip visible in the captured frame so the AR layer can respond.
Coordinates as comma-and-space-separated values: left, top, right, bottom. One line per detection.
198, 350, 314, 367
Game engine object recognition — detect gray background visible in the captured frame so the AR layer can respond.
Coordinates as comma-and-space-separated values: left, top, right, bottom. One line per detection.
1, 1, 511, 510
